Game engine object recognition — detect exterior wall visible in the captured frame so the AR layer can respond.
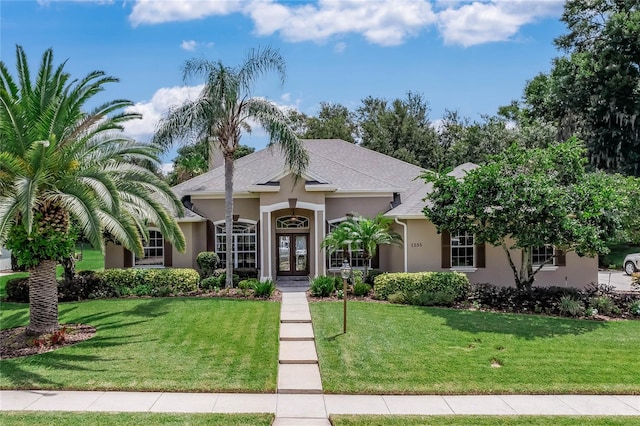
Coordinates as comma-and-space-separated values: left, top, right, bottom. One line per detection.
402, 219, 598, 289
105, 243, 125, 269
172, 222, 207, 269
191, 198, 260, 223
325, 196, 391, 221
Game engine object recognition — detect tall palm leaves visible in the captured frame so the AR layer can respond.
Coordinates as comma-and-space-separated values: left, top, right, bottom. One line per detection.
0, 46, 185, 335
323, 214, 402, 278
154, 47, 308, 288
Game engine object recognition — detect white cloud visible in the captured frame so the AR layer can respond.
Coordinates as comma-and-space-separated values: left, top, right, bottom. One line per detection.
437, 1, 563, 47
246, 0, 437, 46
180, 40, 197, 51
123, 84, 204, 141
334, 41, 347, 53
281, 92, 291, 102
129, 0, 244, 26
159, 162, 174, 175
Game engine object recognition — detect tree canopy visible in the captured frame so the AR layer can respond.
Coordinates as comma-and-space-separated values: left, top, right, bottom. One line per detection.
0, 46, 185, 334
520, 0, 640, 176
154, 47, 307, 288
422, 138, 625, 290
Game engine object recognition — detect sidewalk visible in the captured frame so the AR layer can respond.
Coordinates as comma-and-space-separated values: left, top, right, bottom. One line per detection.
1, 286, 639, 422
2, 390, 639, 416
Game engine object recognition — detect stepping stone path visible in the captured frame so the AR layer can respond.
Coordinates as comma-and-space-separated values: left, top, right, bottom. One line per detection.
275, 286, 330, 425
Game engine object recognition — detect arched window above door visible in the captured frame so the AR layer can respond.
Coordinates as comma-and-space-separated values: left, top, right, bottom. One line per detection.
276, 215, 309, 229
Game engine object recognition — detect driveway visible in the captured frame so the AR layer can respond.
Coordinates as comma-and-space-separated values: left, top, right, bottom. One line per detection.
598, 270, 637, 292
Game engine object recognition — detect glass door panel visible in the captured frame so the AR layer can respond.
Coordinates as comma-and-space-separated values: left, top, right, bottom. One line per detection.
278, 235, 291, 273
295, 235, 307, 272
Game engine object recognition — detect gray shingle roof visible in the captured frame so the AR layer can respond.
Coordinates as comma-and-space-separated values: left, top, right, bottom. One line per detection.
171, 139, 476, 218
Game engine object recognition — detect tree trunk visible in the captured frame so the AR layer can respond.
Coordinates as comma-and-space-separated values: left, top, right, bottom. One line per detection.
517, 247, 535, 291
60, 255, 76, 284
224, 152, 235, 289
27, 259, 59, 335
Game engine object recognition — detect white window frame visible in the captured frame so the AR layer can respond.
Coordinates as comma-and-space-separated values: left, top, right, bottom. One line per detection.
531, 245, 559, 271
215, 220, 257, 269
327, 217, 367, 270
133, 229, 164, 268
450, 231, 476, 272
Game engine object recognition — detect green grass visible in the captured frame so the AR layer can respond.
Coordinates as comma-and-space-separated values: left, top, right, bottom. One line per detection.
0, 412, 274, 425
330, 415, 640, 425
0, 246, 104, 299
1, 298, 280, 392
600, 243, 640, 269
311, 302, 640, 394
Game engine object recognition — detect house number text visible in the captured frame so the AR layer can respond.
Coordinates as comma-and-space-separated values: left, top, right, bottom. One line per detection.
410, 243, 423, 248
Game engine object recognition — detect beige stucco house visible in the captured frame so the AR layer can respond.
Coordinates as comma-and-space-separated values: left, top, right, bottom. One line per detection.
105, 139, 597, 288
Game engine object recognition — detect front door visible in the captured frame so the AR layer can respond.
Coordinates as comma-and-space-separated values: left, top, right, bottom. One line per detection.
277, 234, 309, 276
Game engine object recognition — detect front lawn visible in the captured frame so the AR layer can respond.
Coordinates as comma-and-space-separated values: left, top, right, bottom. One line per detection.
0, 298, 279, 392
0, 412, 274, 426
311, 302, 640, 394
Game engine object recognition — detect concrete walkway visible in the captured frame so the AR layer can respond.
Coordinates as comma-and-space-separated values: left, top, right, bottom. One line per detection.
1, 286, 639, 421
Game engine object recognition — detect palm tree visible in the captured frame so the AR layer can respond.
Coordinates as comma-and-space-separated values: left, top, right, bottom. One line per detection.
321, 222, 355, 267
342, 214, 403, 278
0, 46, 186, 335
154, 47, 308, 288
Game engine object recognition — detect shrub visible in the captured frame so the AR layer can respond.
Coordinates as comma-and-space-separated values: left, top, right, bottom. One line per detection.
238, 279, 258, 297
470, 284, 584, 314
253, 279, 276, 298
310, 276, 335, 297
366, 269, 384, 285
352, 270, 364, 286
387, 292, 406, 304
217, 273, 240, 287
100, 268, 200, 296
405, 290, 457, 307
630, 300, 640, 316
196, 252, 219, 278
200, 276, 220, 290
353, 281, 371, 297
58, 271, 117, 301
589, 296, 618, 316
373, 272, 470, 304
6, 277, 29, 303
559, 295, 585, 317
234, 267, 259, 280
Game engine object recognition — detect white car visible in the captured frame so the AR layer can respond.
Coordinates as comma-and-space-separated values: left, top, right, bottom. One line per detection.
624, 253, 640, 275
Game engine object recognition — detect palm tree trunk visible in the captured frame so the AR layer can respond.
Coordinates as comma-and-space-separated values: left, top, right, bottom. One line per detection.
224, 153, 234, 289
26, 259, 59, 335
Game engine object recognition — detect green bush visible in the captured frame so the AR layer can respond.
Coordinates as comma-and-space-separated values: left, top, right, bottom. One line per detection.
6, 277, 29, 303
589, 296, 618, 316
100, 268, 200, 296
353, 281, 371, 297
388, 292, 406, 304
310, 276, 335, 297
218, 273, 240, 287
58, 271, 117, 301
200, 276, 220, 290
234, 267, 259, 280
196, 252, 219, 278
630, 300, 640, 316
253, 279, 276, 298
405, 290, 457, 306
559, 295, 585, 317
366, 269, 384, 285
373, 272, 470, 303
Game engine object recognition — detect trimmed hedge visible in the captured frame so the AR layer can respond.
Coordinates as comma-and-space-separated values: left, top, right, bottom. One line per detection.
100, 268, 200, 296
196, 252, 219, 278
373, 272, 470, 304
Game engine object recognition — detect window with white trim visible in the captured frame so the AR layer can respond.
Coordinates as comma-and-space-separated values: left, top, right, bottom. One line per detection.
134, 229, 164, 267
327, 220, 366, 269
215, 221, 257, 268
532, 245, 555, 266
451, 232, 474, 267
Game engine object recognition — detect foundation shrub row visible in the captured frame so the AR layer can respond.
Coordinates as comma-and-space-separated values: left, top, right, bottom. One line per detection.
373, 272, 470, 306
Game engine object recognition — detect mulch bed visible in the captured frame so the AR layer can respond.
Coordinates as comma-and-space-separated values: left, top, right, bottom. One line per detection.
1, 324, 96, 360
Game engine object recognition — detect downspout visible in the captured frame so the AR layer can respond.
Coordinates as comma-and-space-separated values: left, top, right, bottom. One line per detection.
394, 217, 408, 272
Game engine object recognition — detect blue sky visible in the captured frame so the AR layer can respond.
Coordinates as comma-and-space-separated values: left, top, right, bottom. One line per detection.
1, 0, 567, 168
